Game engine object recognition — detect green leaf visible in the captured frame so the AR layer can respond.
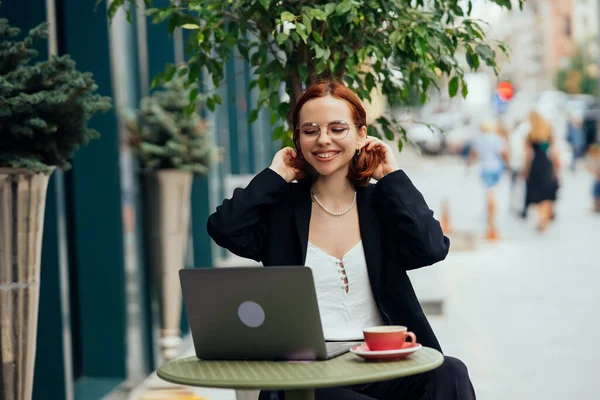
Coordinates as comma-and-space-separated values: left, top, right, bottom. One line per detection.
197, 31, 205, 44
289, 31, 300, 44
258, 88, 269, 105
107, 1, 119, 21
276, 33, 288, 45
259, 0, 271, 10
181, 24, 200, 30
299, 65, 309, 82
466, 51, 480, 69
365, 73, 376, 92
468, 0, 473, 15
461, 82, 469, 99
278, 102, 289, 117
451, 5, 464, 16
302, 14, 312, 34
397, 139, 404, 152
184, 102, 196, 117
399, 126, 407, 141
270, 110, 278, 125
164, 63, 177, 82
188, 63, 201, 84
312, 31, 324, 44
189, 88, 199, 103
273, 126, 285, 140
415, 26, 427, 38
476, 44, 495, 65
213, 94, 222, 105
390, 31, 402, 45
296, 23, 308, 42
336, 0, 352, 15
382, 125, 394, 141
311, 8, 327, 21
206, 97, 215, 112
314, 45, 325, 59
248, 109, 259, 124
367, 125, 380, 139
151, 72, 163, 88
417, 38, 428, 56
238, 44, 250, 59
281, 11, 296, 22
325, 3, 337, 16
376, 116, 390, 127
144, 8, 160, 16
448, 76, 459, 97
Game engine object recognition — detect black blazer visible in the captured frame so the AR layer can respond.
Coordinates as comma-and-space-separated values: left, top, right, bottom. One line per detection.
207, 168, 450, 352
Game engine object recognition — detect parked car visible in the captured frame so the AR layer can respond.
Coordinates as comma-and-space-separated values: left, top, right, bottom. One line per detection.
406, 124, 445, 155
406, 112, 461, 155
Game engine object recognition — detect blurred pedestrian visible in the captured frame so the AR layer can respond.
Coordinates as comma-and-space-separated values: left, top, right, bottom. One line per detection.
522, 111, 560, 232
469, 119, 509, 241
507, 119, 530, 217
566, 110, 585, 171
583, 102, 600, 151
585, 143, 600, 213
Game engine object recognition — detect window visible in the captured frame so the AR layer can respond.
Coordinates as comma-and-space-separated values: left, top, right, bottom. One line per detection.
565, 16, 572, 37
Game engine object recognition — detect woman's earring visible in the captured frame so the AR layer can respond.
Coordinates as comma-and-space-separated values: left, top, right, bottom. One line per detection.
355, 148, 360, 156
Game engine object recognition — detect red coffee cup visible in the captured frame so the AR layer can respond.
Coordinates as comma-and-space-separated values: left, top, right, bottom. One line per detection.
363, 326, 417, 351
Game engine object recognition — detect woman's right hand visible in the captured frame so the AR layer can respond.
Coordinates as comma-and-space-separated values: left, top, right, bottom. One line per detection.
269, 147, 304, 183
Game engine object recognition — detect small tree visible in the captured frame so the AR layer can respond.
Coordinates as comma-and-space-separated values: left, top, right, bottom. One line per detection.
109, 0, 524, 151
556, 46, 598, 96
0, 17, 112, 173
123, 72, 220, 175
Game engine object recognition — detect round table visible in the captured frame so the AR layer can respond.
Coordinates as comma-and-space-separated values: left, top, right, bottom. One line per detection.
157, 347, 444, 400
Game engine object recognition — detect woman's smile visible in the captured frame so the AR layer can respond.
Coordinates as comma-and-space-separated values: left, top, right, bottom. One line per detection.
313, 150, 341, 161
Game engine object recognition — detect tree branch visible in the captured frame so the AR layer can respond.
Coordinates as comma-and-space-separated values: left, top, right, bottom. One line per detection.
288, 70, 303, 125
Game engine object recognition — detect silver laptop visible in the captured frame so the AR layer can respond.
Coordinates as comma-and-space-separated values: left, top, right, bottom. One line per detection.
179, 266, 359, 361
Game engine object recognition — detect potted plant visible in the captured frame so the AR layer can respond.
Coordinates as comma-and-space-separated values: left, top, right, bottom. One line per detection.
0, 16, 111, 400
123, 70, 219, 360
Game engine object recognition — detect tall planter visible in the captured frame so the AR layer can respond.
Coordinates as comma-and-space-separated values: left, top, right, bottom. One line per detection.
141, 170, 193, 360
0, 169, 53, 400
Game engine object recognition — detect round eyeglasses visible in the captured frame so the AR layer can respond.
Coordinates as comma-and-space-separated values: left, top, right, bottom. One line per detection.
297, 121, 360, 142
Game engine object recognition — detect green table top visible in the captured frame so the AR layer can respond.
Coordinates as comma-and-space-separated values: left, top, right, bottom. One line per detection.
157, 347, 444, 390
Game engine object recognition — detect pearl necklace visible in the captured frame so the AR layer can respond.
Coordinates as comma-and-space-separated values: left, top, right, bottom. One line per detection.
310, 190, 357, 217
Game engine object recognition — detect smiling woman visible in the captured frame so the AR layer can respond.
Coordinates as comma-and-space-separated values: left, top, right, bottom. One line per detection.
289, 80, 381, 186
207, 79, 474, 400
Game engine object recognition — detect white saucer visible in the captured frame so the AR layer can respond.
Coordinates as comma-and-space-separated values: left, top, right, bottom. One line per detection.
349, 343, 422, 361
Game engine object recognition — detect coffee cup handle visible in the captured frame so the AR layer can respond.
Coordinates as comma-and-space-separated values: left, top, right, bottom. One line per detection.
405, 331, 417, 343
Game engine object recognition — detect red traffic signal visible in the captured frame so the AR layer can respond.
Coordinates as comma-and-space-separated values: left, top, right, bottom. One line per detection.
497, 81, 514, 102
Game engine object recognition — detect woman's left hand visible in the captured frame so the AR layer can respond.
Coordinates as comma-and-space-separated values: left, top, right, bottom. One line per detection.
361, 136, 399, 180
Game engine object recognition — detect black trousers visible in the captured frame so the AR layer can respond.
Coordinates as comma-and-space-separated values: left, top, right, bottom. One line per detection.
260, 356, 475, 400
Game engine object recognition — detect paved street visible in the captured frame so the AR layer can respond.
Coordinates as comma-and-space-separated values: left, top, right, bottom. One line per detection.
403, 154, 599, 399
128, 151, 599, 400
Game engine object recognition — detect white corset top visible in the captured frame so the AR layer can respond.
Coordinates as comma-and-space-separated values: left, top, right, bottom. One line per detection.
305, 240, 384, 341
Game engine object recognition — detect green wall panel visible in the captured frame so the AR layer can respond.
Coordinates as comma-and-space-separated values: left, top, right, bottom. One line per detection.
61, 0, 127, 379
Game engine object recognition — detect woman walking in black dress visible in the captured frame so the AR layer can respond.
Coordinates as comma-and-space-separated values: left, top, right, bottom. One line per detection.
522, 111, 560, 231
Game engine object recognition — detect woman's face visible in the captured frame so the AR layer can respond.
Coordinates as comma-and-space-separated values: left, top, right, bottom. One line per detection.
297, 95, 366, 178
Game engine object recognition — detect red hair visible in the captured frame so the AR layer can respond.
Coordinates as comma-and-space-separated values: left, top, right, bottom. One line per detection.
290, 80, 381, 186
